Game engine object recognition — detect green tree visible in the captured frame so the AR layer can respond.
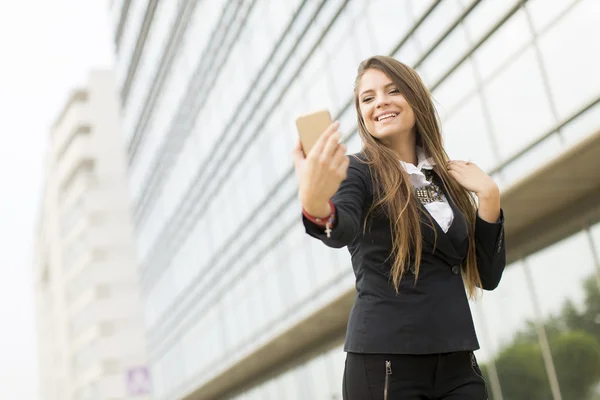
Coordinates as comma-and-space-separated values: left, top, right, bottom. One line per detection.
491, 342, 550, 400
552, 331, 600, 399
480, 275, 600, 400
512, 315, 565, 345
562, 277, 600, 342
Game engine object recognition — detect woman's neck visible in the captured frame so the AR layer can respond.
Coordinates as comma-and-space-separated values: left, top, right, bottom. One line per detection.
387, 134, 417, 165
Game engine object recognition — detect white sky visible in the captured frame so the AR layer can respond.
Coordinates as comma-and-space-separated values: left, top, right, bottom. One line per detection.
0, 1, 113, 398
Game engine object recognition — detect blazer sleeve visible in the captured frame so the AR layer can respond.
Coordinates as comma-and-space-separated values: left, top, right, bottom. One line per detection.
302, 155, 371, 249
475, 209, 506, 290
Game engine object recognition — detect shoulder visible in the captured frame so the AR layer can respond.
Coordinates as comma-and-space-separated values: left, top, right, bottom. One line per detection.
346, 152, 372, 187
348, 152, 370, 171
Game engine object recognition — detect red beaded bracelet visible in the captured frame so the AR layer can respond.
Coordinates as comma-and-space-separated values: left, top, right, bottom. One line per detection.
303, 200, 336, 238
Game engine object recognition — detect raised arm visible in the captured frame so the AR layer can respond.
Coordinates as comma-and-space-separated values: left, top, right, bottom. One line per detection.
302, 156, 370, 248
474, 208, 506, 290
292, 121, 370, 248
447, 160, 506, 290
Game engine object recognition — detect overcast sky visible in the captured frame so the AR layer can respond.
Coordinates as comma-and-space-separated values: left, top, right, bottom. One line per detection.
0, 1, 113, 398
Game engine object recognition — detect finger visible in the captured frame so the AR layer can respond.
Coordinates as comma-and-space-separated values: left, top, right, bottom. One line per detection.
448, 170, 461, 180
447, 160, 468, 166
322, 131, 342, 160
336, 155, 350, 179
311, 121, 340, 156
447, 162, 467, 171
292, 139, 305, 168
446, 163, 459, 172
447, 166, 465, 178
330, 143, 347, 170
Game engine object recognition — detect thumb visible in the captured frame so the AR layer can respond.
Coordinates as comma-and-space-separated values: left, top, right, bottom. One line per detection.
292, 139, 305, 168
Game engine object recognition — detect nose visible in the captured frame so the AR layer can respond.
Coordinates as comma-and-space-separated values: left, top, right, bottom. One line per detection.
375, 94, 390, 108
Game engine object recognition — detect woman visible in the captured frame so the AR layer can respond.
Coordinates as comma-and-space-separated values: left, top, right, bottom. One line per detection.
292, 55, 506, 399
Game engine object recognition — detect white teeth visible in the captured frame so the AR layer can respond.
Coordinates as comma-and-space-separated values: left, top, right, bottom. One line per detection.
377, 113, 397, 121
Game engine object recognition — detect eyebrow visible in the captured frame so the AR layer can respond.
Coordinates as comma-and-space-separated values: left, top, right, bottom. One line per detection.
359, 82, 396, 98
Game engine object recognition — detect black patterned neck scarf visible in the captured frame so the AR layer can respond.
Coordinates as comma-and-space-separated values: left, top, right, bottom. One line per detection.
415, 169, 445, 204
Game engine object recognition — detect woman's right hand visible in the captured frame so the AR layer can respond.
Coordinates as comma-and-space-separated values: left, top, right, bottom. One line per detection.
292, 121, 350, 218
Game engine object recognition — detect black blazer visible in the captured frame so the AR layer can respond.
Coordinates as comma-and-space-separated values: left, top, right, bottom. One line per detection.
303, 154, 506, 355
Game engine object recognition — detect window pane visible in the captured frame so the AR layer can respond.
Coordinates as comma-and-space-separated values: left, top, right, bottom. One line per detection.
420, 25, 470, 86
538, 0, 600, 120
433, 60, 478, 121
562, 102, 600, 146
527, 0, 578, 34
472, 10, 531, 81
483, 47, 556, 160
527, 231, 600, 399
413, 0, 462, 53
442, 95, 498, 171
462, 0, 520, 43
500, 132, 563, 185
366, 0, 413, 55
472, 262, 554, 398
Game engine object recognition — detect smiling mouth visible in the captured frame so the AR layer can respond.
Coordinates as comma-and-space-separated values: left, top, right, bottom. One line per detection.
376, 112, 398, 122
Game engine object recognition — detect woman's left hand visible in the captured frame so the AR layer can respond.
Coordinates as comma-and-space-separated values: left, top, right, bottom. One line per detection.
447, 160, 501, 222
446, 160, 499, 198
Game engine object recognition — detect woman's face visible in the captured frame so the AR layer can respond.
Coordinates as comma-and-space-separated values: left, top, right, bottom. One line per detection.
357, 68, 416, 144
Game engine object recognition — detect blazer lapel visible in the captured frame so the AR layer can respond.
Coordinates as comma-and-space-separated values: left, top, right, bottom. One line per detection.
418, 170, 468, 263
419, 205, 462, 262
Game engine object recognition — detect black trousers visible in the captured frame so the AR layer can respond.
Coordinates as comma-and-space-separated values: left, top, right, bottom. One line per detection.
342, 351, 487, 400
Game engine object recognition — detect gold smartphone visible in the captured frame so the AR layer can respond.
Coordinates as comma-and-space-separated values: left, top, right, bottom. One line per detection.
295, 109, 333, 156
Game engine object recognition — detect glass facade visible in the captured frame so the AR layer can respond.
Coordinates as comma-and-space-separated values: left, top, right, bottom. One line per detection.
111, 0, 600, 399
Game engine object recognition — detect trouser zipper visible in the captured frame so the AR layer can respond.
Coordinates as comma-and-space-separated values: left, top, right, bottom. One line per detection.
384, 360, 392, 400
470, 352, 488, 399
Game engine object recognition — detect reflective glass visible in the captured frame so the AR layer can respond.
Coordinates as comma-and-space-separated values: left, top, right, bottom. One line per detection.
562, 102, 600, 146
537, 0, 600, 120
500, 133, 563, 185
472, 10, 531, 82
432, 60, 478, 118
527, 0, 578, 34
114, 0, 600, 398
366, 0, 413, 55
413, 0, 462, 53
419, 25, 470, 85
471, 261, 554, 398
461, 0, 520, 43
442, 95, 498, 171
483, 47, 556, 161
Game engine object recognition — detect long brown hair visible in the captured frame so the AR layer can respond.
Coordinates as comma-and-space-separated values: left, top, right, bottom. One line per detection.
353, 55, 482, 299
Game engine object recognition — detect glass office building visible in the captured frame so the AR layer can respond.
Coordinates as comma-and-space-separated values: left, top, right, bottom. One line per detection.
110, 0, 600, 398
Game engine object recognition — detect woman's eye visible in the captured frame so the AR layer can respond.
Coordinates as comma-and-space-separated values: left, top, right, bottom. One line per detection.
362, 96, 373, 103
389, 88, 399, 94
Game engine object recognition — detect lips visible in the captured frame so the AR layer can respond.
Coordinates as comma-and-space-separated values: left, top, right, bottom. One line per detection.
375, 112, 398, 122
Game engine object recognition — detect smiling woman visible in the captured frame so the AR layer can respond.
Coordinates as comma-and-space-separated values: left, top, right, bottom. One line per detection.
292, 55, 506, 399
357, 70, 417, 152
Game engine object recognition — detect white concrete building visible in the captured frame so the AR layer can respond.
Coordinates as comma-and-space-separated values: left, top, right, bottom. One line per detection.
34, 70, 152, 400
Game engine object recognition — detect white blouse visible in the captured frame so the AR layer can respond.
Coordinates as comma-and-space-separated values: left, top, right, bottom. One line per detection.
400, 150, 454, 233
